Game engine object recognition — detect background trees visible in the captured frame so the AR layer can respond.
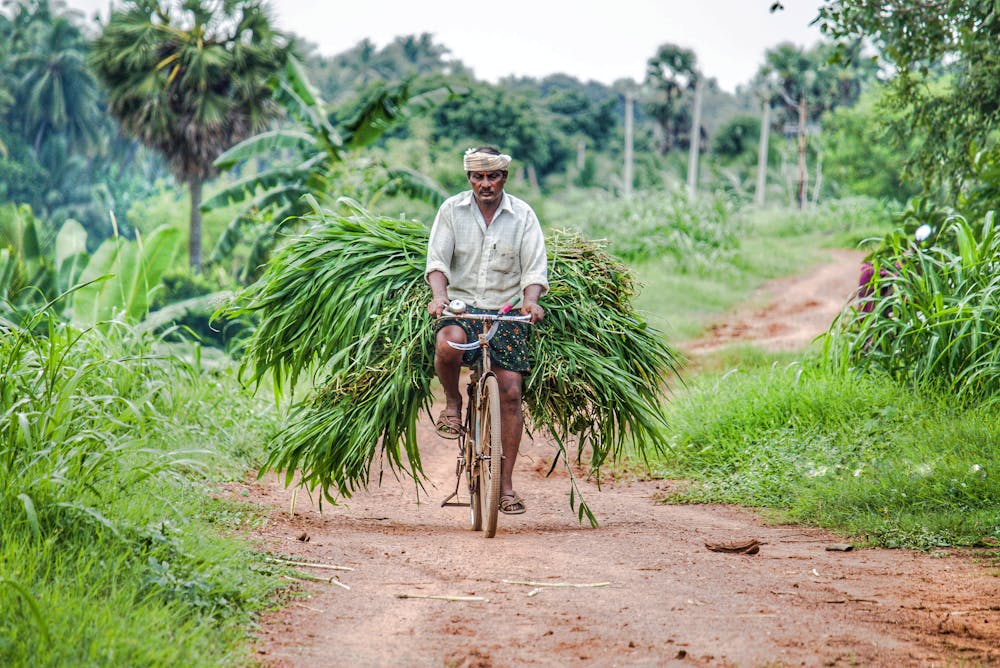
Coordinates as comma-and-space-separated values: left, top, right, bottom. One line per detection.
818, 0, 1000, 196
642, 43, 700, 154
0, 0, 926, 252
0, 0, 132, 236
90, 0, 290, 270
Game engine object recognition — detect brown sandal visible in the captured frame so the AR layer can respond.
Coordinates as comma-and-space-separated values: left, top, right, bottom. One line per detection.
435, 410, 462, 440
499, 494, 526, 515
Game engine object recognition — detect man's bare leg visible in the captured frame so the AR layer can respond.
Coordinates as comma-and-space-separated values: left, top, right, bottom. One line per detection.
494, 367, 524, 500
434, 326, 465, 423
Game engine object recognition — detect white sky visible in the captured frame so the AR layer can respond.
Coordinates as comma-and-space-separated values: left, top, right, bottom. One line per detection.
65, 0, 825, 93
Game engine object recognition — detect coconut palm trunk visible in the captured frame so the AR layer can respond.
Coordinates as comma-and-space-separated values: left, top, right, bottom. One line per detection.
188, 177, 203, 272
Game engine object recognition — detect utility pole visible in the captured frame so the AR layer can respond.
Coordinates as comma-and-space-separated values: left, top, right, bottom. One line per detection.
686, 76, 704, 199
797, 96, 807, 209
624, 92, 634, 198
755, 99, 771, 207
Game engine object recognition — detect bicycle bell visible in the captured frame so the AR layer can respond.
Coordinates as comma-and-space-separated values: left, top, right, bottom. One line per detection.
448, 299, 467, 314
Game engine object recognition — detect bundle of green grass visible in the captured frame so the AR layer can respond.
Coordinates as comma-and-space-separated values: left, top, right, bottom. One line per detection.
228, 200, 680, 503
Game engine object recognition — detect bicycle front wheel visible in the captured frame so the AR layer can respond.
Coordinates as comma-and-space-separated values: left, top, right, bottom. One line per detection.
464, 432, 482, 532
479, 375, 503, 538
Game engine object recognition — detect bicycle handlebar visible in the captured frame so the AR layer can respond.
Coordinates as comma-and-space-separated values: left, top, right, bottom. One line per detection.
440, 309, 532, 323
438, 309, 532, 351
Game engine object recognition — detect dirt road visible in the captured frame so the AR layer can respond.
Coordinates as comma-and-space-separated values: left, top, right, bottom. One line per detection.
246, 249, 1000, 667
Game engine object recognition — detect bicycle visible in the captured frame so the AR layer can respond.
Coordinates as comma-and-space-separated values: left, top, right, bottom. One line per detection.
439, 298, 531, 538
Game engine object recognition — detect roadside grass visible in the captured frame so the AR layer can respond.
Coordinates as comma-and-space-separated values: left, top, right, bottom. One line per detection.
624, 196, 1000, 551
750, 196, 901, 249
649, 357, 1000, 550
0, 315, 282, 666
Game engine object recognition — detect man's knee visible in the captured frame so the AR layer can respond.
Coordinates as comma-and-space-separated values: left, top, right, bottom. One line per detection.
495, 370, 523, 406
435, 326, 465, 362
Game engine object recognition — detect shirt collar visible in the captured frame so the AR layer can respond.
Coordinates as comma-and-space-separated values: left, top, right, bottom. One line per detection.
459, 190, 513, 214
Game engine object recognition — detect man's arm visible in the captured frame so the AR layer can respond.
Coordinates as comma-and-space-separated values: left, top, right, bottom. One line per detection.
521, 283, 545, 323
518, 207, 548, 323
427, 270, 450, 317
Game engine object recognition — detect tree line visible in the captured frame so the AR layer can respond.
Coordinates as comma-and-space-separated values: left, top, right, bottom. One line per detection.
3, 0, 997, 276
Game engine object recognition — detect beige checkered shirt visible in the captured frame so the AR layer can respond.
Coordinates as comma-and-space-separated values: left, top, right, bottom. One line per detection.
425, 191, 548, 309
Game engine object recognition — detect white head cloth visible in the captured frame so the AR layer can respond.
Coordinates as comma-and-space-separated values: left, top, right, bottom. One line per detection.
463, 148, 512, 172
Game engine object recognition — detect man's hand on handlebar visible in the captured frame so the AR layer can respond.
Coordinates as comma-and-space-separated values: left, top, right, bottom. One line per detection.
521, 302, 544, 324
429, 296, 543, 323
428, 296, 450, 318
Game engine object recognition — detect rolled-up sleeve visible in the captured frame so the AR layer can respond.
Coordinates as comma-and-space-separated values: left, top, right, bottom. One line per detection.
519, 209, 548, 297
425, 203, 454, 283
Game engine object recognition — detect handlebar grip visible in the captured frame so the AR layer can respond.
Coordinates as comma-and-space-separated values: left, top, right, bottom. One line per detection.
499, 295, 522, 315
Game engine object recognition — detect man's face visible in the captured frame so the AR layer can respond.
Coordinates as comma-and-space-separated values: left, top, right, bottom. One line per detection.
468, 170, 507, 205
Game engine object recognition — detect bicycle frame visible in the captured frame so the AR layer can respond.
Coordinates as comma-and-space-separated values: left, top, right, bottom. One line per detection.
437, 308, 531, 535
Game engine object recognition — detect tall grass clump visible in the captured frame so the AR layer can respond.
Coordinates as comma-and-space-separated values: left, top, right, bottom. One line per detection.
824, 211, 1000, 402
226, 199, 680, 510
652, 360, 1000, 548
0, 309, 281, 666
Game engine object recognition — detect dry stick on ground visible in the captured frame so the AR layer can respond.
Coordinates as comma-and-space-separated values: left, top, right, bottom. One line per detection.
396, 594, 488, 602
266, 556, 355, 571
282, 573, 351, 590
502, 579, 612, 588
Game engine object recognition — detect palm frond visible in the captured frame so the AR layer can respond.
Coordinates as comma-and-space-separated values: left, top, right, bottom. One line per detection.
212, 128, 318, 170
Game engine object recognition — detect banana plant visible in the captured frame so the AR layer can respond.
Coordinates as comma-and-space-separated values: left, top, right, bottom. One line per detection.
70, 224, 182, 327
54, 218, 89, 295
0, 204, 90, 318
203, 56, 464, 280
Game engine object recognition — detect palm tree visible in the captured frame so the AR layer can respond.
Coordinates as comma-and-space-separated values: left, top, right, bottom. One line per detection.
9, 11, 100, 154
90, 0, 289, 270
203, 57, 462, 281
642, 43, 699, 154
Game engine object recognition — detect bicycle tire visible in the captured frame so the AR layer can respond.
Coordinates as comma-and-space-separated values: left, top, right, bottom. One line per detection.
465, 430, 482, 531
479, 375, 503, 538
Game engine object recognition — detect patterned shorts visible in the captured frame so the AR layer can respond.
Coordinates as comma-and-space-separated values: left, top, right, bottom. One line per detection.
435, 306, 531, 374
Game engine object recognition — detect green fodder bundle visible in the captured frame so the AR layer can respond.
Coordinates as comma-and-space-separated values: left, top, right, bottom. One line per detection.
229, 201, 680, 501
525, 232, 678, 470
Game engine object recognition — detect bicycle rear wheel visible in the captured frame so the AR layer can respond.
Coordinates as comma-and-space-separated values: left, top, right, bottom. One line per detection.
479, 375, 503, 538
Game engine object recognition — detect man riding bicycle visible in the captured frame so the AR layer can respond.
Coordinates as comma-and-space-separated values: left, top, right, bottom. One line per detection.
425, 146, 548, 516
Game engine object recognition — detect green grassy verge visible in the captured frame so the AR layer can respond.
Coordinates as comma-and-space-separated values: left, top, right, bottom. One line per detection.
623, 196, 1000, 551
0, 317, 283, 666
650, 358, 999, 549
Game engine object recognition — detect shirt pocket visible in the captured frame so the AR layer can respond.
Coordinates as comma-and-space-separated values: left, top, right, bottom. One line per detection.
491, 242, 518, 274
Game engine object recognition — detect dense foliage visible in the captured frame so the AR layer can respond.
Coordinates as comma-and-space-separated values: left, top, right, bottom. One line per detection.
204, 57, 459, 281
0, 0, 162, 239
825, 210, 1000, 402
818, 0, 1000, 194
0, 312, 281, 665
